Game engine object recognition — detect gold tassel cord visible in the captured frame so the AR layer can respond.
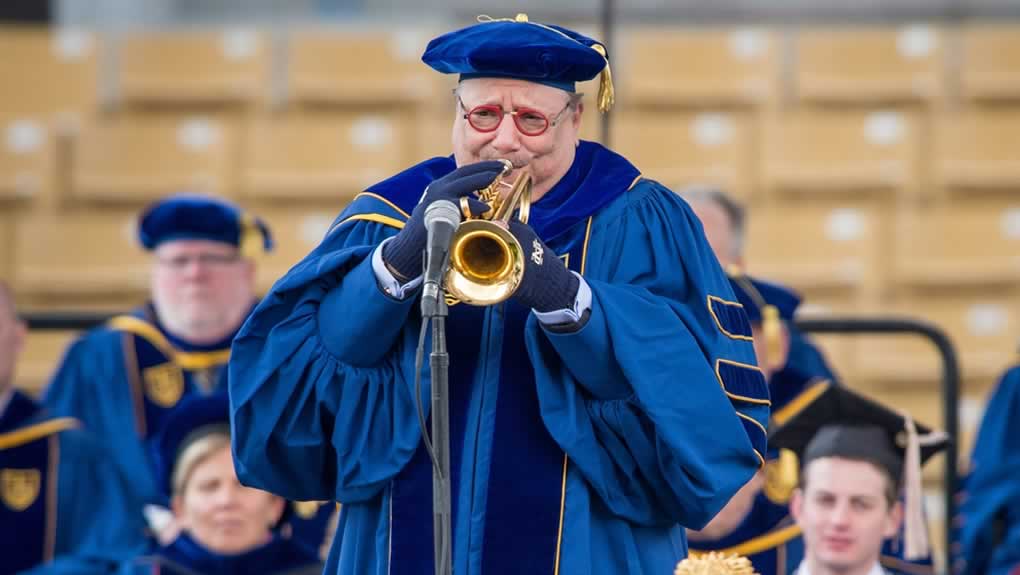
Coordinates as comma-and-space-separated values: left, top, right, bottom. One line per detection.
238, 213, 263, 259
676, 552, 759, 575
762, 304, 782, 370
590, 43, 615, 113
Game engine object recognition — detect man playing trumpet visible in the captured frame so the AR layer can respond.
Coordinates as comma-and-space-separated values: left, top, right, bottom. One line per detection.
229, 14, 769, 575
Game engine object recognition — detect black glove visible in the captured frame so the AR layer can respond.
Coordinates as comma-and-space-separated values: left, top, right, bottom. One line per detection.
382, 161, 506, 280
508, 220, 580, 313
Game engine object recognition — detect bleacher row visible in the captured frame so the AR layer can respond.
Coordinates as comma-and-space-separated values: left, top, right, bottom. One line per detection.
0, 24, 1018, 482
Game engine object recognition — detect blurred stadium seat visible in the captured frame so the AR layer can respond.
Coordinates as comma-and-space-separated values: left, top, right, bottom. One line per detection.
286, 28, 435, 105
242, 108, 412, 201
0, 27, 99, 122
12, 207, 149, 300
793, 26, 945, 105
0, 113, 57, 205
753, 109, 920, 295
857, 291, 1019, 387
618, 27, 779, 106
71, 111, 238, 202
894, 201, 1020, 289
958, 24, 1020, 103
614, 109, 755, 200
934, 108, 1020, 192
118, 30, 270, 106
247, 205, 339, 293
761, 109, 920, 197
18, 330, 79, 396
746, 200, 888, 296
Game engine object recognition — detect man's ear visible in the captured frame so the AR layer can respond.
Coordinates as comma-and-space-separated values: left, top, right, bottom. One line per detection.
13, 320, 26, 355
242, 259, 257, 286
775, 323, 792, 372
884, 499, 904, 539
790, 487, 805, 525
572, 102, 584, 131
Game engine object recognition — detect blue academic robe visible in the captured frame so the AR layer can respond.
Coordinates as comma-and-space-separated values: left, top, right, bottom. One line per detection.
42, 304, 333, 554
117, 532, 322, 575
771, 326, 838, 409
229, 141, 770, 575
953, 364, 1020, 575
43, 305, 236, 509
1, 391, 147, 575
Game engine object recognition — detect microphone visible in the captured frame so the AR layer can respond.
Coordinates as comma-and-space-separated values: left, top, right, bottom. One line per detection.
421, 200, 461, 317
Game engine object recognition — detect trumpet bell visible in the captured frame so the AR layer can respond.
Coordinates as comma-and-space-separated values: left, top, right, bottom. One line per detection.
445, 221, 524, 305
443, 164, 531, 306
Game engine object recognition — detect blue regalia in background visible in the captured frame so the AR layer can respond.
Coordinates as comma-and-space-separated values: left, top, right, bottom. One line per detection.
41, 195, 334, 554
1, 390, 147, 575
953, 363, 1020, 575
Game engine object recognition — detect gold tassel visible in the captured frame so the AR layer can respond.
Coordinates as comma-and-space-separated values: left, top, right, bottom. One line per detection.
900, 414, 929, 560
238, 213, 262, 259
590, 44, 615, 113
676, 552, 758, 575
763, 448, 800, 504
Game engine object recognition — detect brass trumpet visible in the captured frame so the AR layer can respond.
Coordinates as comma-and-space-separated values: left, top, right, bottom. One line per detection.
445, 160, 532, 306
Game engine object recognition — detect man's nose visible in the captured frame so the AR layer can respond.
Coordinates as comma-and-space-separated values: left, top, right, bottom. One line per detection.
490, 115, 521, 151
180, 258, 210, 278
829, 501, 853, 526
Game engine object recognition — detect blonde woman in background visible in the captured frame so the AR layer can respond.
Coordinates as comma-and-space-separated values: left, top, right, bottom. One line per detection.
117, 394, 323, 575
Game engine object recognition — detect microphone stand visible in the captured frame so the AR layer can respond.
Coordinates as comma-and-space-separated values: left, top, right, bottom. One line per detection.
423, 263, 452, 575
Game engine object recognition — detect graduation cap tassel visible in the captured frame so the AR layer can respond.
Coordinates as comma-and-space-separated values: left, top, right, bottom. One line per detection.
591, 44, 615, 113
239, 213, 262, 259
901, 414, 929, 561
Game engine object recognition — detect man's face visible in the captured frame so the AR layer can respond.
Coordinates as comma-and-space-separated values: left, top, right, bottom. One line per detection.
792, 457, 902, 573
150, 240, 255, 339
689, 199, 740, 270
0, 293, 25, 391
452, 78, 582, 199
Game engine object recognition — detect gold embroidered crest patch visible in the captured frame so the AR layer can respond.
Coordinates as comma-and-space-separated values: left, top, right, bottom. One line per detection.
143, 363, 184, 408
1, 468, 41, 511
763, 448, 800, 505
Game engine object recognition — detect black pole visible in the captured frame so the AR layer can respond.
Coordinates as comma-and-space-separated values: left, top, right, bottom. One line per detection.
599, 0, 614, 147
23, 312, 110, 331
795, 316, 960, 563
430, 298, 452, 575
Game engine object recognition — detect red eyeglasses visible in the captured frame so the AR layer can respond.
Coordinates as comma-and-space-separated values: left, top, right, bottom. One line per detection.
458, 96, 573, 137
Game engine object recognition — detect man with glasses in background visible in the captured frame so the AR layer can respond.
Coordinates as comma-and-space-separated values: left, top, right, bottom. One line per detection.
229, 15, 769, 575
41, 195, 297, 545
